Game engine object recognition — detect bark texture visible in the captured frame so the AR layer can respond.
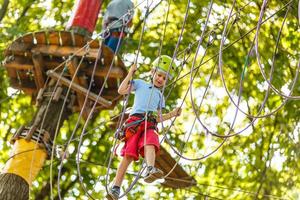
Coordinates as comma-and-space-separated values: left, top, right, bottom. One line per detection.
0, 173, 29, 200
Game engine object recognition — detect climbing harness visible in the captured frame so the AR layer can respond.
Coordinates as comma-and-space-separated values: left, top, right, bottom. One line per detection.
115, 113, 157, 142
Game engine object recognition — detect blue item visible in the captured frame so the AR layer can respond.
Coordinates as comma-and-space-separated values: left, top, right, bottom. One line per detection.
130, 79, 165, 115
104, 35, 123, 53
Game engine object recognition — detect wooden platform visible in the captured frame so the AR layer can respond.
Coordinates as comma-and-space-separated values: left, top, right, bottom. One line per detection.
157, 147, 196, 188
3, 30, 127, 112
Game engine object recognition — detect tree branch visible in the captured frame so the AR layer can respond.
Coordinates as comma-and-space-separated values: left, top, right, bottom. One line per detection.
0, 0, 9, 23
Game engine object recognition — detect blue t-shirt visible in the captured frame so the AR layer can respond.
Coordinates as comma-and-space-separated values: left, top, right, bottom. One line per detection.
130, 79, 165, 115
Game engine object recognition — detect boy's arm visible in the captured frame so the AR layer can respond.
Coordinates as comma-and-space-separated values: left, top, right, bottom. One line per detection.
156, 107, 182, 123
118, 64, 137, 95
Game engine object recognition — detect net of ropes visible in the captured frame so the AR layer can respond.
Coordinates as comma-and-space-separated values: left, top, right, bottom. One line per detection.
2, 0, 299, 199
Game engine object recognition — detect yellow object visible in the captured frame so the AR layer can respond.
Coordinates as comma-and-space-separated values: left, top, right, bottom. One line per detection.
2, 139, 47, 185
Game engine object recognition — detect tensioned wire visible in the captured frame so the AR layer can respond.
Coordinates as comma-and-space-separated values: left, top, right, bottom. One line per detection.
101, 0, 190, 198
0, 0, 290, 199
3, 148, 285, 199
0, 90, 20, 104
149, 0, 297, 163
19, 0, 298, 198
56, 0, 286, 195
84, 0, 296, 198
109, 0, 196, 198
255, 0, 300, 100
36, 0, 158, 198
103, 0, 175, 198
218, 0, 298, 120
160, 0, 214, 179
76, 26, 128, 200
190, 1, 297, 139
64, 154, 286, 199
157, 0, 239, 164
58, 1, 296, 194
26, 0, 149, 198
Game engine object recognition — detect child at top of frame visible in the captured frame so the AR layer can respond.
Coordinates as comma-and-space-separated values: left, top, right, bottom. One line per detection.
106, 55, 182, 200
102, 0, 134, 53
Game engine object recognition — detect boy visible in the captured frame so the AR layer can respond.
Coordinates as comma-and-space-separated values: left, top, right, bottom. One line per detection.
107, 55, 182, 200
102, 0, 134, 53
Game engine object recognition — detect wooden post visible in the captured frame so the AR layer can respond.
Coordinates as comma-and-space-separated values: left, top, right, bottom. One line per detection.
66, 57, 91, 119
32, 52, 45, 89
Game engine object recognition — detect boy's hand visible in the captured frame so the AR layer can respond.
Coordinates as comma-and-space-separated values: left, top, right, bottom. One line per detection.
172, 107, 182, 117
129, 63, 137, 74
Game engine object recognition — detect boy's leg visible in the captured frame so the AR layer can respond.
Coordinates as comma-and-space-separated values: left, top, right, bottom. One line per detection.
144, 144, 164, 183
107, 156, 134, 200
144, 145, 156, 166
114, 155, 134, 186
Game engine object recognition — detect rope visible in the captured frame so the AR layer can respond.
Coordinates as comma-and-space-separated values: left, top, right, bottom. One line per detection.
0, 90, 20, 104
55, 0, 298, 198
7, 0, 299, 199
105, 1, 163, 198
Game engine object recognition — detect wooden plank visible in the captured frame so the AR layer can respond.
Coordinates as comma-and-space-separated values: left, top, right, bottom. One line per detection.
83, 66, 125, 79
162, 179, 194, 189
48, 31, 60, 45
89, 39, 100, 49
32, 52, 45, 89
34, 32, 47, 44
7, 43, 125, 69
163, 175, 196, 188
60, 31, 73, 46
6, 42, 32, 56
47, 70, 112, 107
32, 45, 101, 59
67, 57, 90, 119
8, 43, 115, 62
156, 147, 196, 188
6, 67, 17, 78
73, 34, 85, 47
4, 61, 33, 70
6, 68, 19, 86
155, 156, 179, 178
22, 33, 34, 44
159, 147, 189, 178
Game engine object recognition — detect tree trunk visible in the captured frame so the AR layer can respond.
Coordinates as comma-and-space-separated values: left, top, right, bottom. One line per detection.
0, 86, 72, 199
0, 173, 29, 200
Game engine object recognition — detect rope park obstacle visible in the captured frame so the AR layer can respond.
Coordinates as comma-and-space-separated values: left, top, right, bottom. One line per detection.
0, 0, 299, 199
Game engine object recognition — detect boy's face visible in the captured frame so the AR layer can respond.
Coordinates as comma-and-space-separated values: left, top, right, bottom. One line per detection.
152, 70, 168, 88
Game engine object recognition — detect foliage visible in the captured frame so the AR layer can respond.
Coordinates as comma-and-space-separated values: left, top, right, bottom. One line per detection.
0, 0, 300, 199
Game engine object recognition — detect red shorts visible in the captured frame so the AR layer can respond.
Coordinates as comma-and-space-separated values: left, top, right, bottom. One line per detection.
120, 116, 160, 161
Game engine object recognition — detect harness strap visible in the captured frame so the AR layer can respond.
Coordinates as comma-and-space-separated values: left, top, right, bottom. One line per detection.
123, 118, 145, 129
